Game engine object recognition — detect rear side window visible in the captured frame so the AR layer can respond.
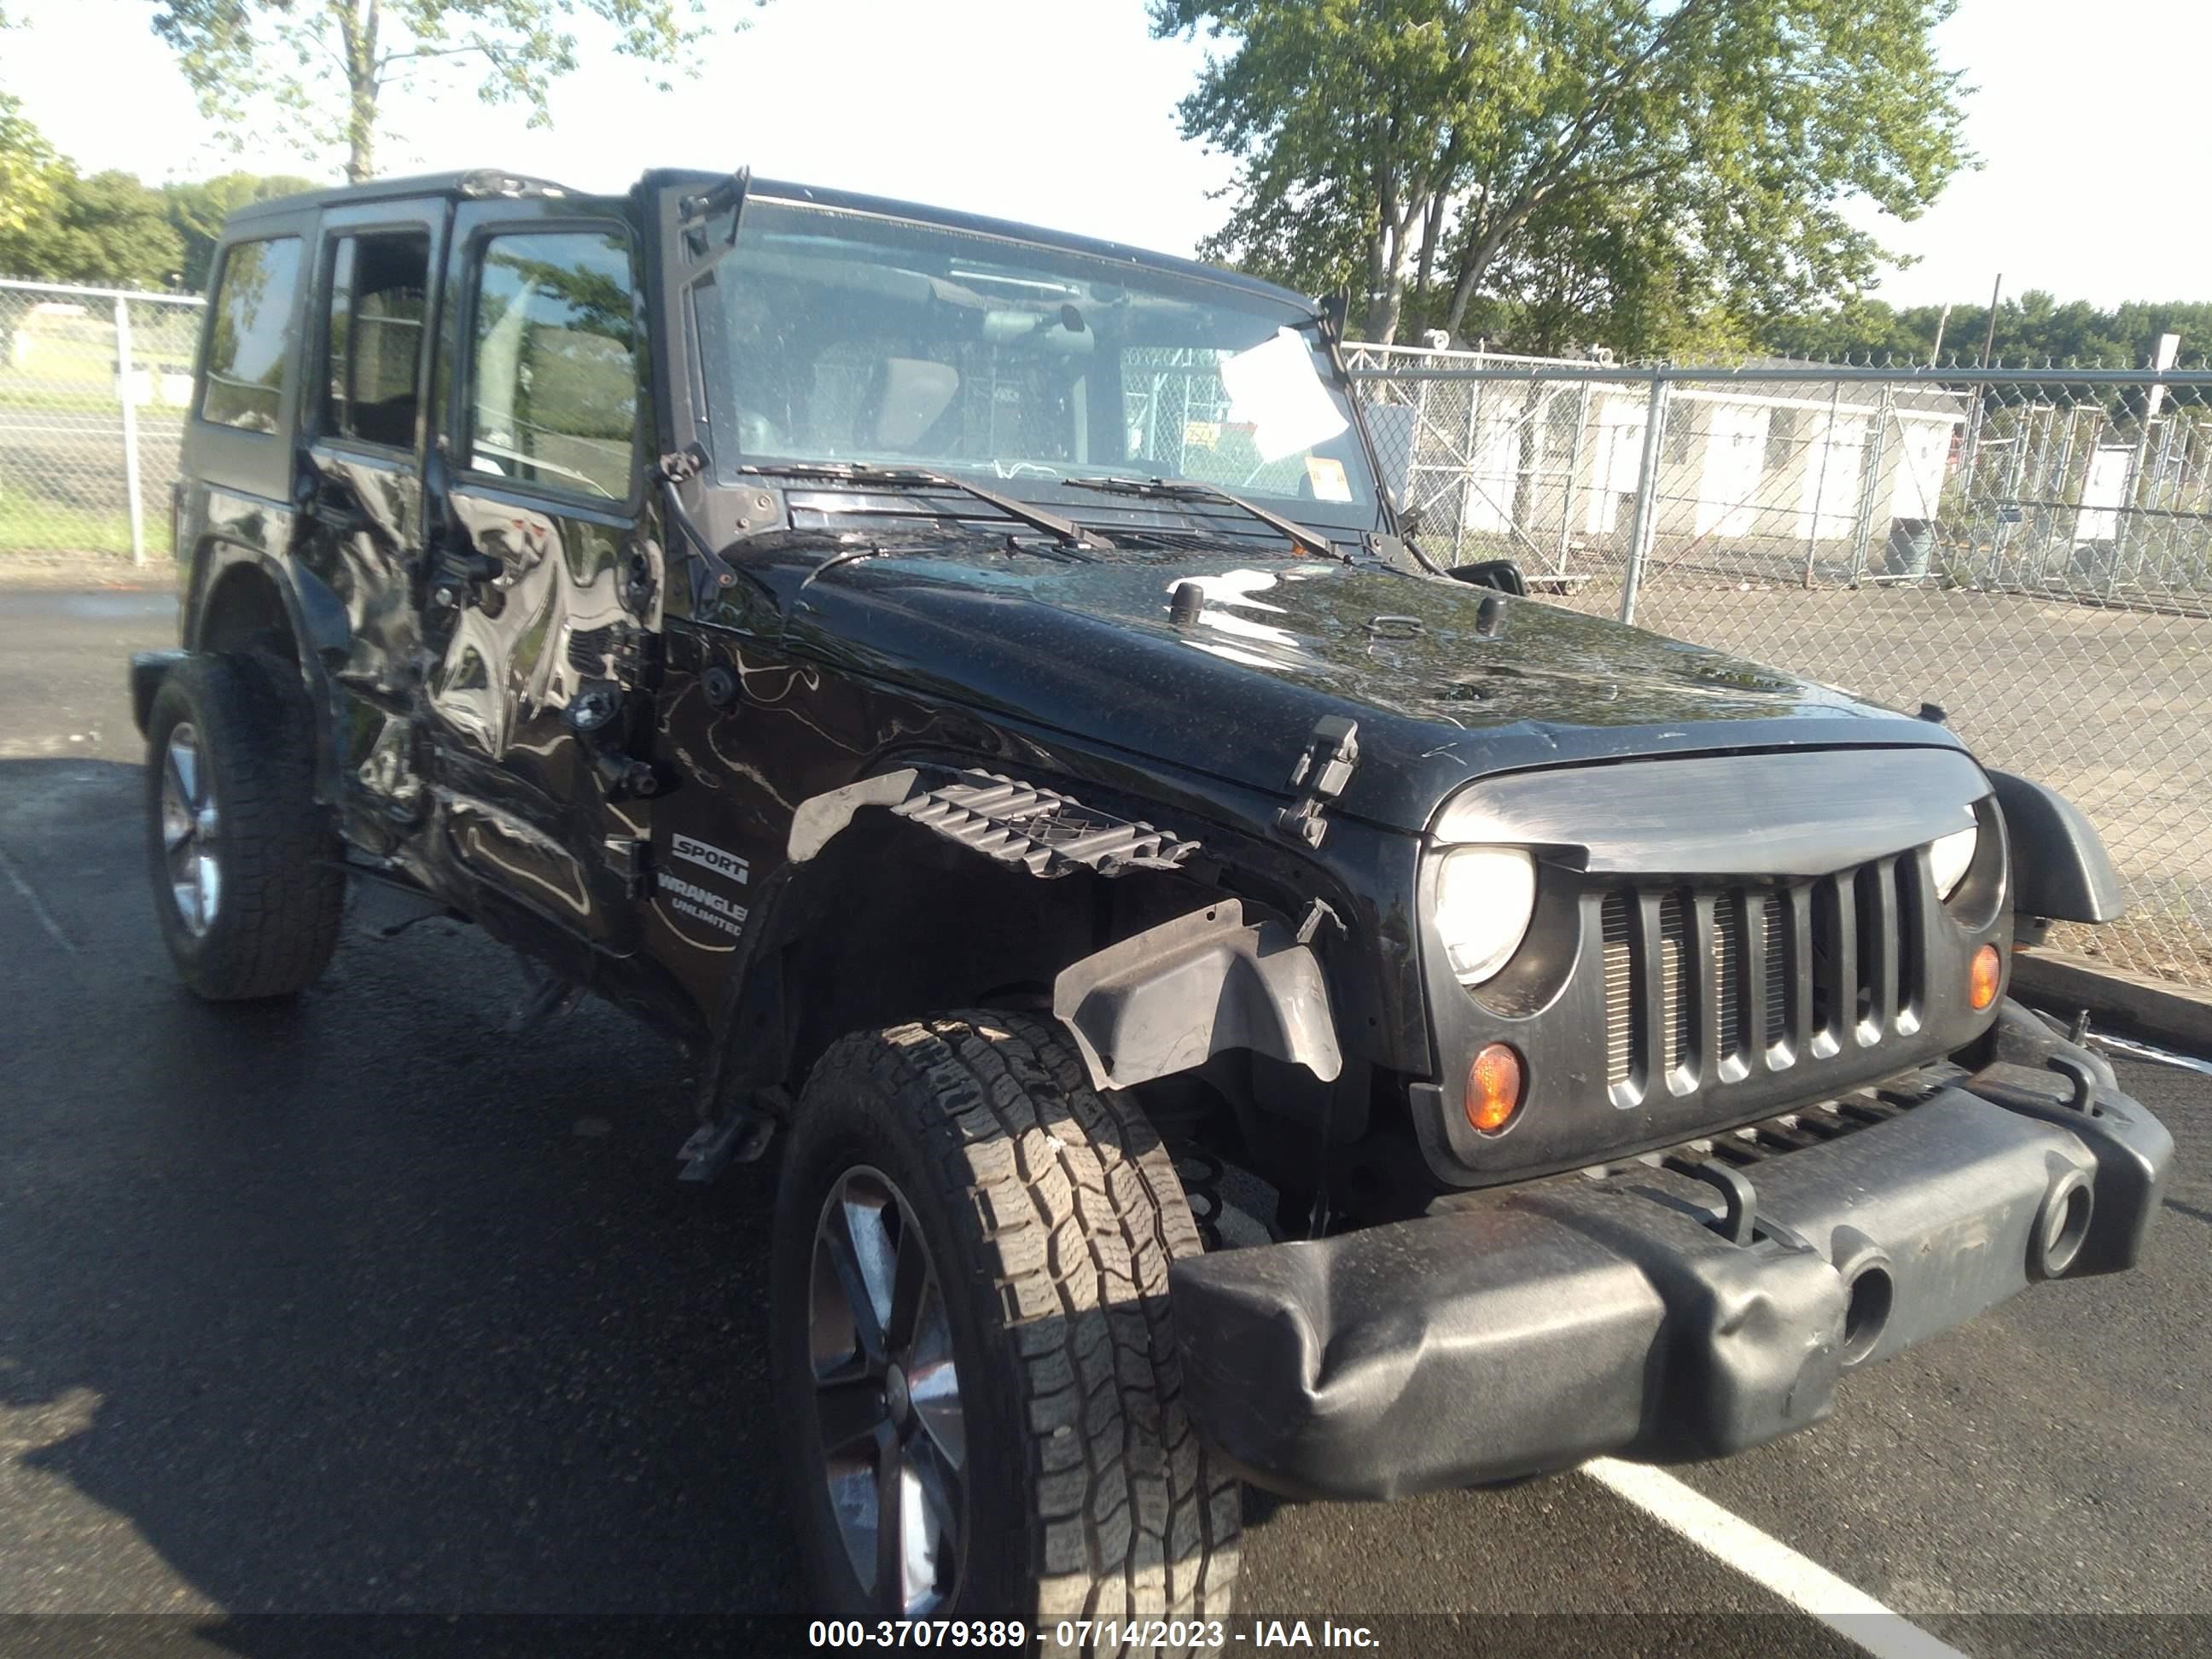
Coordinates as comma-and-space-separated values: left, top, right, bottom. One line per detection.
467, 230, 640, 500
201, 236, 304, 434
326, 231, 431, 449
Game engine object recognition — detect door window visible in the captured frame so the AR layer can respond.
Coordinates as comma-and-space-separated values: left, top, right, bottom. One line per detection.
325, 231, 431, 449
467, 230, 641, 501
201, 236, 304, 434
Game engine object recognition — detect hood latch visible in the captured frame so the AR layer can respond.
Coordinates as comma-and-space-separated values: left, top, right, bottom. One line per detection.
1275, 716, 1359, 849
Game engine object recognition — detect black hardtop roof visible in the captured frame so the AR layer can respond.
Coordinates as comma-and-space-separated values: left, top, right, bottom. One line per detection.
222, 168, 611, 223
222, 166, 1319, 314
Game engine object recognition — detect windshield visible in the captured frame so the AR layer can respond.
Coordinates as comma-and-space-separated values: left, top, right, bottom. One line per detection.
689, 197, 1384, 537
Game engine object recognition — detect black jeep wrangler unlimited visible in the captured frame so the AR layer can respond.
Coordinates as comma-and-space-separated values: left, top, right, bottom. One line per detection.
136, 168, 2171, 1629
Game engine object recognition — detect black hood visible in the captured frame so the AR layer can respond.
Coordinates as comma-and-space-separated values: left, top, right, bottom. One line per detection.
751, 544, 1967, 835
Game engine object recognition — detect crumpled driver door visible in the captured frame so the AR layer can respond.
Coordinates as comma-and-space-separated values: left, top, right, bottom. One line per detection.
417, 200, 664, 952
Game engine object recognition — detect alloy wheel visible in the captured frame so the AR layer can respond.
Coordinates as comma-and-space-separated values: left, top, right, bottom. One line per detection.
808, 1166, 968, 1615
160, 722, 221, 937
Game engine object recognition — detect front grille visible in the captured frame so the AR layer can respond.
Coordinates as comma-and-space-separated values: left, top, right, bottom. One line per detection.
1600, 856, 1927, 1103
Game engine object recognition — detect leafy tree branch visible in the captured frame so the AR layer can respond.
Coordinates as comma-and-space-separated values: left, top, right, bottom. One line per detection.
148, 0, 767, 184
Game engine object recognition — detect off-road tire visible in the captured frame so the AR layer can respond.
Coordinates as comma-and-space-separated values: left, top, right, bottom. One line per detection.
144, 653, 345, 1000
772, 1012, 1242, 1639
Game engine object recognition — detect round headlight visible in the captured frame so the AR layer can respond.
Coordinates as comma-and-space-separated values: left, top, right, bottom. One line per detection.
1929, 823, 1979, 901
1435, 846, 1537, 985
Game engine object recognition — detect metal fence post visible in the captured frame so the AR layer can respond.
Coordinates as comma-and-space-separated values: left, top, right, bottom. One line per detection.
1802, 380, 1842, 589
1620, 372, 1669, 625
114, 294, 146, 566
1848, 384, 1892, 587
1556, 380, 1591, 577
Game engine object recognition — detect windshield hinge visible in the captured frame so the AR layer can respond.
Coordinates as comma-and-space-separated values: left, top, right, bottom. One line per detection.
1275, 716, 1360, 849
655, 444, 751, 605
657, 444, 708, 485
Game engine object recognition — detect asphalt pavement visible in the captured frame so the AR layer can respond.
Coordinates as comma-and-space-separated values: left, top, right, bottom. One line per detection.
1, 590, 2206, 1656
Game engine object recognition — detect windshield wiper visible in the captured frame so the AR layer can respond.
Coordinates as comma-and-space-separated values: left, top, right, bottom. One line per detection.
740, 461, 1114, 551
1060, 476, 1342, 561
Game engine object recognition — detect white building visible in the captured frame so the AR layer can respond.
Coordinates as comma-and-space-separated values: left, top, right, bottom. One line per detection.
1353, 346, 1966, 576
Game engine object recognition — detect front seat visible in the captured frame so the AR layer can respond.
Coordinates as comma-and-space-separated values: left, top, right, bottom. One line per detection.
863, 357, 960, 452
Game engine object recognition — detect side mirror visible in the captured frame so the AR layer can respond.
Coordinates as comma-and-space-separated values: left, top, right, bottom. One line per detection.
1446, 559, 1528, 596
1319, 289, 1349, 341
1398, 503, 1423, 540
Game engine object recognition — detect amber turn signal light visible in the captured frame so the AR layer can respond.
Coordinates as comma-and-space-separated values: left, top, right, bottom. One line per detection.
1969, 944, 2001, 1011
1467, 1042, 1525, 1133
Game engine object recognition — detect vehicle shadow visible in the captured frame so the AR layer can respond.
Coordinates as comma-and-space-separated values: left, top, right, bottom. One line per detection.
0, 758, 798, 1625
1, 759, 1274, 1640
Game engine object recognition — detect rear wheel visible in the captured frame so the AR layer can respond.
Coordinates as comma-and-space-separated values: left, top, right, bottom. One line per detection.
771, 1013, 1241, 1640
143, 654, 345, 1000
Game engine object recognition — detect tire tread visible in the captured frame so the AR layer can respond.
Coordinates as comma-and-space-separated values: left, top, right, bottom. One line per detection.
805, 1013, 1241, 1633
148, 653, 344, 1000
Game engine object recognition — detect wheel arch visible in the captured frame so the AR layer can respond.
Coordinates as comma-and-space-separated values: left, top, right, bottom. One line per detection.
698, 777, 1344, 1132
183, 543, 354, 803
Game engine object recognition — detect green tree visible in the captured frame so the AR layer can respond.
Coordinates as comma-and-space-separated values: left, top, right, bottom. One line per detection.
0, 168, 186, 288
165, 171, 320, 290
1762, 294, 2212, 370
148, 0, 766, 185
1154, 0, 1973, 350
0, 90, 65, 244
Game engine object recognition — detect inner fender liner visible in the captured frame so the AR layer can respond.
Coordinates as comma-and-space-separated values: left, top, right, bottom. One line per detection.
1988, 769, 2126, 923
1051, 899, 1342, 1093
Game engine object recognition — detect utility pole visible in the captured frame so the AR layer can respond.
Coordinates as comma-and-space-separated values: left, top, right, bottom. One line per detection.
1928, 302, 1953, 366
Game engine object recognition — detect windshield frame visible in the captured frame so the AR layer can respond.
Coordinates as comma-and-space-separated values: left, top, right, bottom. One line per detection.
673, 187, 1395, 547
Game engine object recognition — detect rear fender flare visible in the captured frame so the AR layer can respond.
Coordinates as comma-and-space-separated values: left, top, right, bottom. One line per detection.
184, 541, 354, 801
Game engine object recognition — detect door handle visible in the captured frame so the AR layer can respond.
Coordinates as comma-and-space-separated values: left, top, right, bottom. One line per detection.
427, 540, 504, 612
298, 469, 373, 538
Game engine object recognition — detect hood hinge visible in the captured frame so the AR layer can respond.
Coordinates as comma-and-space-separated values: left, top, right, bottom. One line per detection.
1275, 716, 1359, 848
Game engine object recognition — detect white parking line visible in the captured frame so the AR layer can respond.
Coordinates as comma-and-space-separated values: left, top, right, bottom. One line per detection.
1582, 1458, 1967, 1659
0, 839, 77, 952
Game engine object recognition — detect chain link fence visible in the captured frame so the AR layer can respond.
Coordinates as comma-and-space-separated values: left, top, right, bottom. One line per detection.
0, 278, 205, 564
3, 287, 2204, 988
1348, 344, 2212, 992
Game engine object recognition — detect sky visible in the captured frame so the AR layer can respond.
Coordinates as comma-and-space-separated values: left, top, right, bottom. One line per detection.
0, 0, 2202, 310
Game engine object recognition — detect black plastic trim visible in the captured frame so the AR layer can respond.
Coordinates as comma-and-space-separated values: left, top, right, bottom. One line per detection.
1413, 748, 2011, 1186
1988, 770, 2127, 923
1173, 1015, 2171, 1500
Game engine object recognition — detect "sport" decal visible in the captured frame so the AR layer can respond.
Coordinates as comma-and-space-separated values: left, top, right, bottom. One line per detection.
671, 833, 749, 886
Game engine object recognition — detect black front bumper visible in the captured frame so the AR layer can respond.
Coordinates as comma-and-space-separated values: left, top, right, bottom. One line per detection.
1171, 1013, 2173, 1501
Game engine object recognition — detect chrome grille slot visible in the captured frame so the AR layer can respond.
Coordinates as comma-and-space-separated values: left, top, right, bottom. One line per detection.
1714, 894, 1745, 1067
1895, 853, 1925, 1032
1760, 892, 1789, 1051
1659, 891, 1691, 1078
1598, 861, 1918, 1104
1602, 893, 1634, 1088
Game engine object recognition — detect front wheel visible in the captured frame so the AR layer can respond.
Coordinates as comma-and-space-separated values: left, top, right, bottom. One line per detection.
771, 1013, 1241, 1637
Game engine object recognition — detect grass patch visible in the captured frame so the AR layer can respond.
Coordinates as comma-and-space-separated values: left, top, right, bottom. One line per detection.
0, 382, 129, 415
0, 493, 161, 556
